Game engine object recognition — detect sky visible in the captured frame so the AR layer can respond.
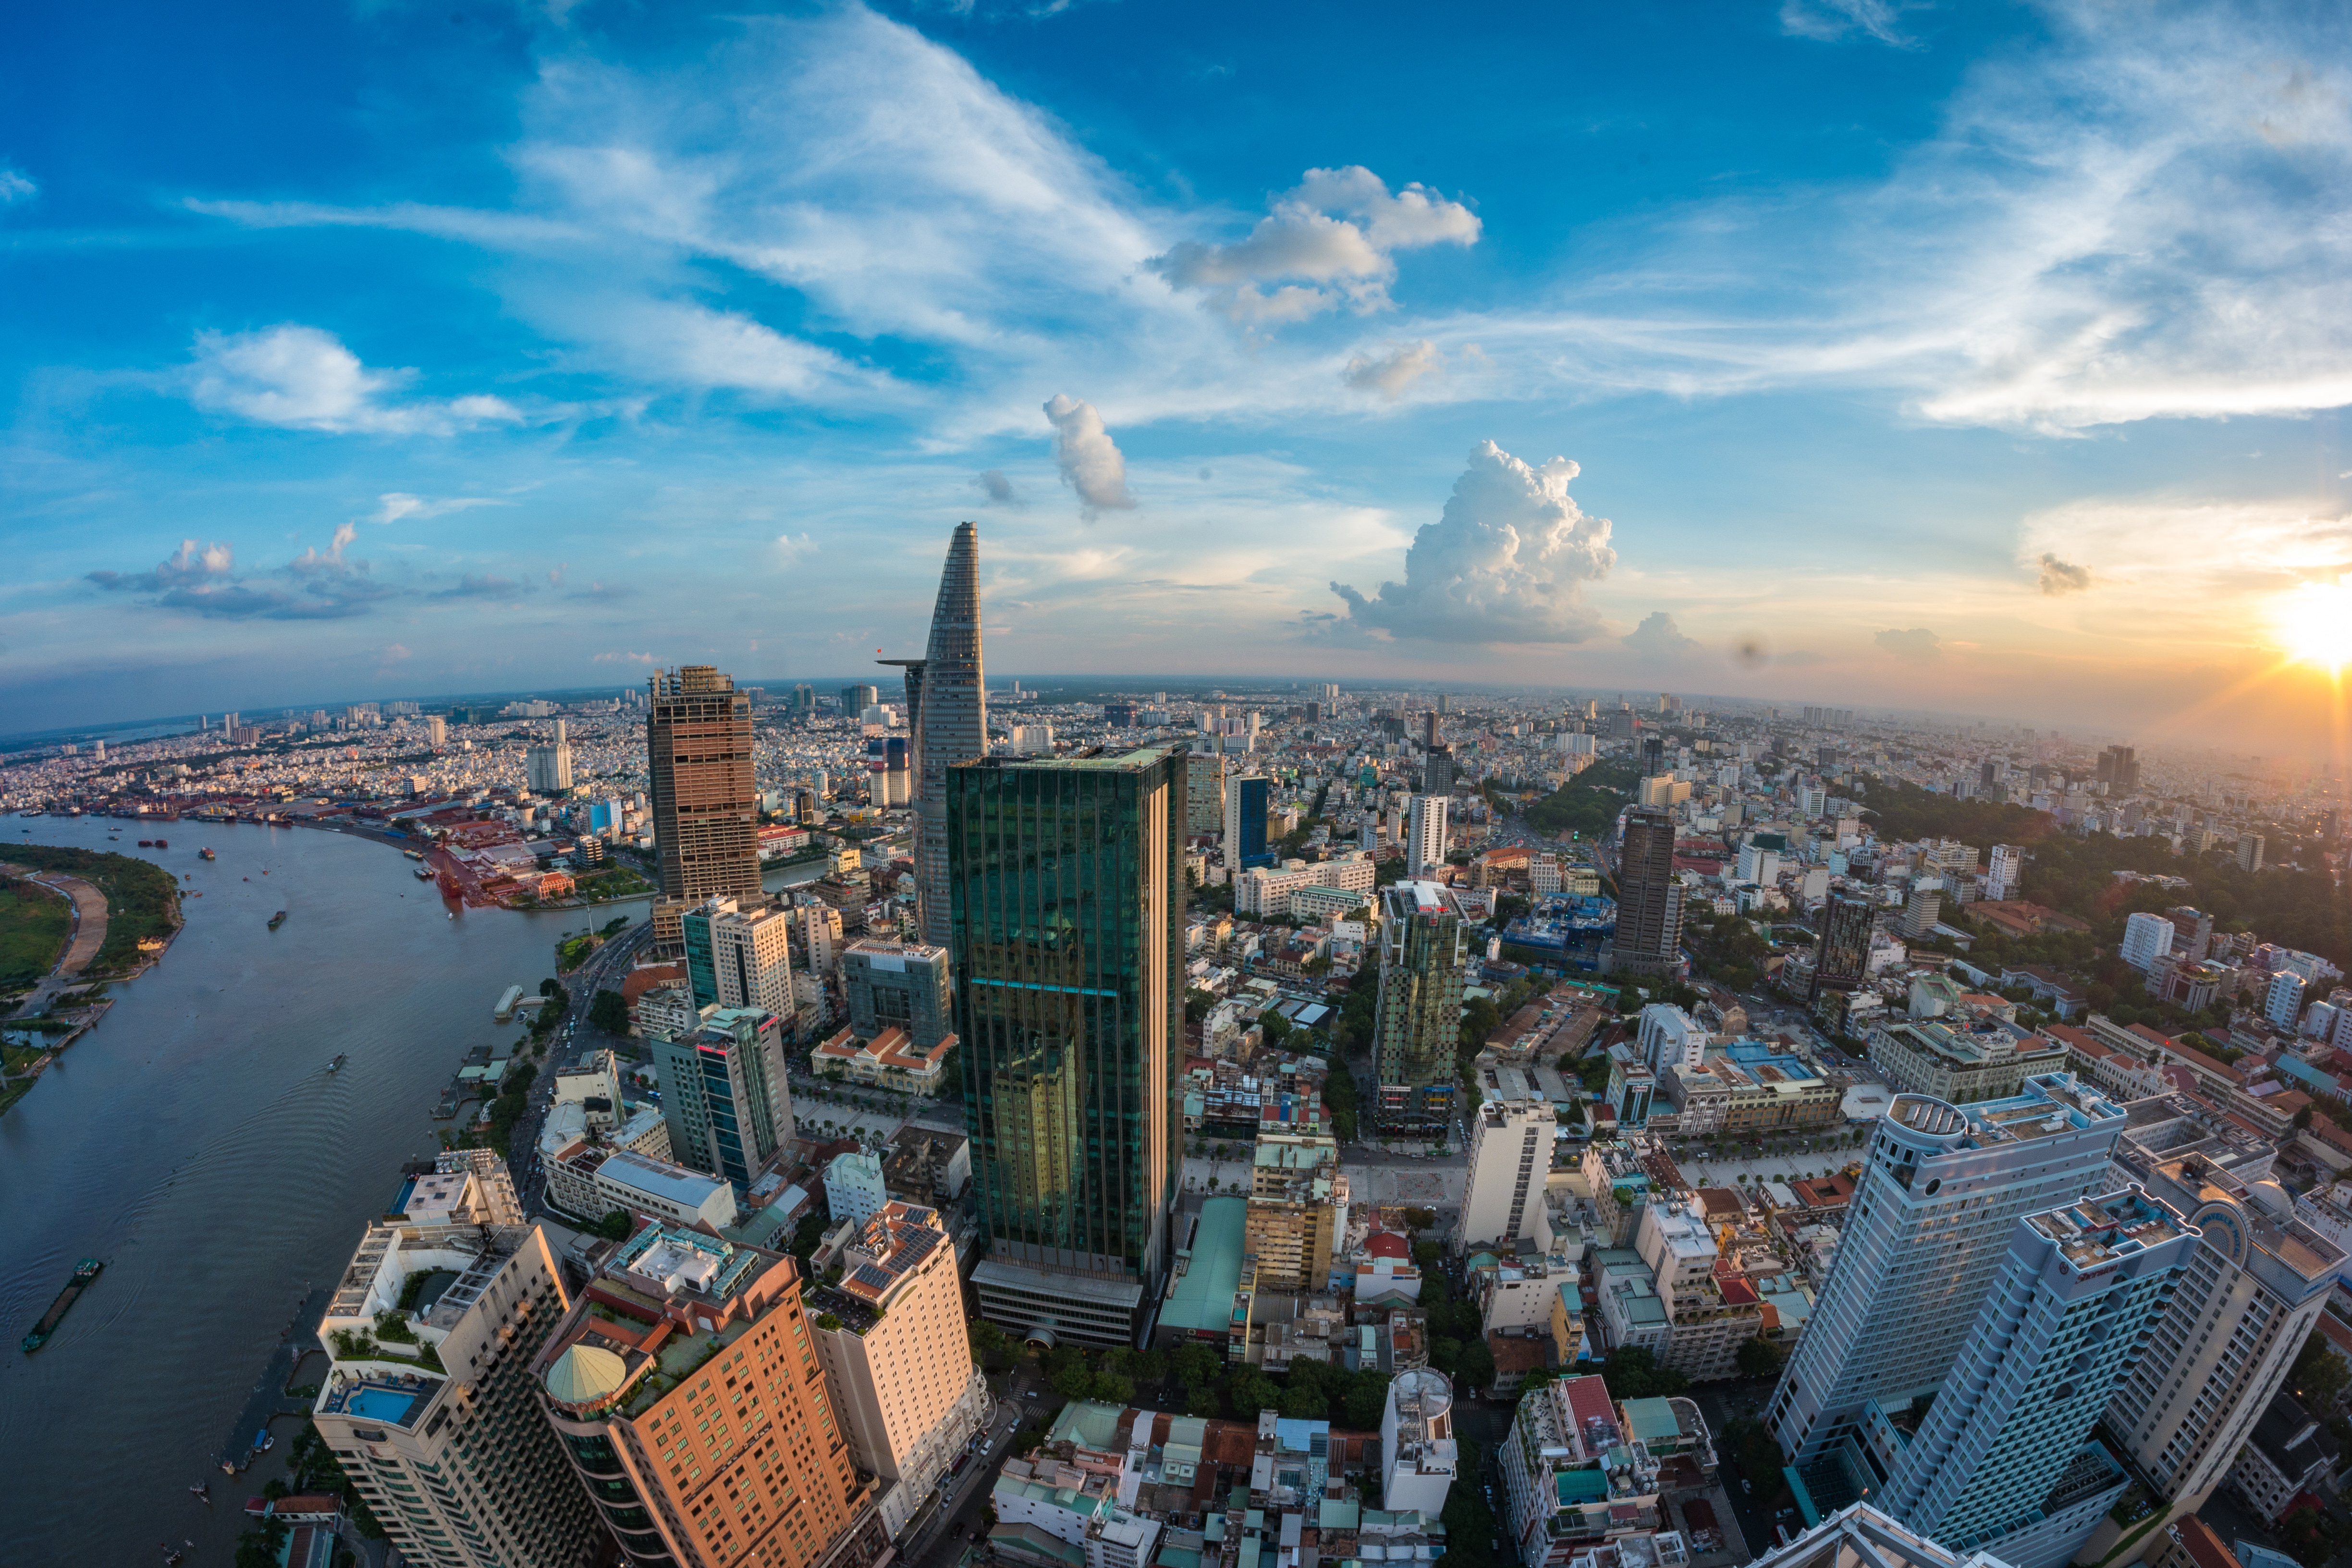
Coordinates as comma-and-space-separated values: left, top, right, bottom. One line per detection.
5, 0, 2352, 749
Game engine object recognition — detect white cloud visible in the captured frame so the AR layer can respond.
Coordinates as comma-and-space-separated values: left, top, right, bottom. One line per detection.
189, 326, 525, 436
1874, 626, 1943, 662
1329, 440, 1616, 643
373, 492, 508, 524
0, 167, 35, 205
2019, 496, 2352, 602
1622, 610, 1703, 660
1343, 340, 1442, 401
1043, 394, 1136, 520
593, 649, 658, 663
775, 531, 820, 564
1779, 0, 1921, 47
1150, 166, 1479, 327
291, 521, 361, 572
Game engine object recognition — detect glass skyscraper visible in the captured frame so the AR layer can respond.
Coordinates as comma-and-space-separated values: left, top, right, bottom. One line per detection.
1224, 772, 1273, 870
648, 665, 762, 958
653, 1007, 794, 1188
948, 745, 1184, 1347
882, 522, 986, 950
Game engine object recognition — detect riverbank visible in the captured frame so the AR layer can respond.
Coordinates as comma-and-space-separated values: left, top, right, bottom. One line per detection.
0, 814, 646, 1563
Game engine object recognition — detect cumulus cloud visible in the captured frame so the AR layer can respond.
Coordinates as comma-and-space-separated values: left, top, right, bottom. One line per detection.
1150, 166, 1479, 328
1874, 626, 1943, 662
975, 470, 1023, 505
593, 650, 659, 664
1043, 394, 1136, 519
1328, 440, 1617, 644
1343, 340, 1442, 401
2037, 552, 2093, 595
188, 326, 526, 436
1622, 611, 1703, 660
1779, 0, 1920, 47
86, 536, 391, 619
0, 167, 35, 205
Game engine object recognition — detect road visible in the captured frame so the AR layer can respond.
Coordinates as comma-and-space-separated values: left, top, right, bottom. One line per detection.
506, 916, 656, 1219
896, 1368, 1041, 1568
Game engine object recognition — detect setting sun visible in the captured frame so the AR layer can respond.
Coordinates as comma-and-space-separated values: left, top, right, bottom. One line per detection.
2276, 580, 2352, 672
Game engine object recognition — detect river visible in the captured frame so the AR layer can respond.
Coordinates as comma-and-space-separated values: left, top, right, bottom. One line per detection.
0, 812, 827, 1561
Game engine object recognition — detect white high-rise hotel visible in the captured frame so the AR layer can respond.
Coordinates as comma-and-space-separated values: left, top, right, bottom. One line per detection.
1765, 1075, 2126, 1464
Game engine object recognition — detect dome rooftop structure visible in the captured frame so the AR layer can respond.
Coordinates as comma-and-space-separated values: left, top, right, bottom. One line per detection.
543, 1342, 630, 1409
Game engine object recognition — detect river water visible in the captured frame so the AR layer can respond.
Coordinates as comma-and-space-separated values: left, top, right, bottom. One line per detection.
0, 814, 681, 1559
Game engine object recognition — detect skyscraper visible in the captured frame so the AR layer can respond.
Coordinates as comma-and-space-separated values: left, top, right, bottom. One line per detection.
1611, 807, 1683, 975
534, 1223, 890, 1568
1422, 743, 1455, 800
1984, 843, 2022, 902
313, 1218, 600, 1568
426, 714, 447, 748
1871, 1189, 2196, 1568
683, 897, 797, 1017
649, 666, 762, 957
841, 682, 879, 715
1765, 1076, 2127, 1466
1225, 772, 1273, 871
803, 1202, 993, 1534
2103, 1152, 2344, 1522
1185, 751, 1227, 835
654, 1007, 795, 1187
1811, 888, 1876, 1000
1373, 880, 1467, 1139
527, 718, 576, 796
1406, 793, 1449, 874
948, 745, 1184, 1347
882, 522, 986, 950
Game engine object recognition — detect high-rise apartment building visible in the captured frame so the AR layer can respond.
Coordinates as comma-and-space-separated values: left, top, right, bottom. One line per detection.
793, 901, 845, 980
654, 1007, 795, 1187
684, 897, 797, 1017
1765, 1076, 2126, 1465
650, 666, 762, 956
534, 1223, 890, 1568
2122, 911, 2177, 970
1611, 807, 1683, 975
527, 718, 576, 796
881, 522, 986, 949
313, 1221, 599, 1568
1457, 1099, 1552, 1254
2238, 833, 2266, 873
1243, 1132, 1348, 1292
2096, 746, 2141, 795
842, 683, 879, 715
1422, 744, 1456, 801
948, 745, 1184, 1347
1185, 751, 1227, 836
842, 937, 953, 1052
1405, 794, 1449, 874
1224, 772, 1273, 871
1380, 1369, 1459, 1516
426, 714, 448, 748
804, 1202, 993, 1533
1872, 1190, 2196, 1568
2104, 1152, 2344, 1521
1811, 889, 1876, 1000
1373, 881, 1467, 1138
1984, 843, 2022, 902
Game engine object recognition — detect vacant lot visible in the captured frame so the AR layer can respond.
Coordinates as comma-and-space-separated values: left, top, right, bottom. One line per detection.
4, 846, 179, 973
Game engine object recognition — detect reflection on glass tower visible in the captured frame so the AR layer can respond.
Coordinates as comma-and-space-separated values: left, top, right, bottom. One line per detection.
949, 744, 1184, 1348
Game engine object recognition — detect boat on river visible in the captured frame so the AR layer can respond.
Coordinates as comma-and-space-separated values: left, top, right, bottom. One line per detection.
21, 1258, 103, 1354
198, 847, 215, 861
267, 910, 287, 931
327, 1054, 346, 1073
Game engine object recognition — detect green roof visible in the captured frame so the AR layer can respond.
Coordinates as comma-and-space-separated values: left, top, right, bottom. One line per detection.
1161, 1196, 1249, 1334
1622, 1396, 1679, 1445
1050, 1400, 1128, 1451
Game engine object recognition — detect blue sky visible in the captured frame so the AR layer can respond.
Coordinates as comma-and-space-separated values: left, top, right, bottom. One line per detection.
6, 0, 2351, 746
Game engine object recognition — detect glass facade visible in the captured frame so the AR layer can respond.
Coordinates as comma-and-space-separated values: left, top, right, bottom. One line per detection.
682, 906, 720, 1007
948, 746, 1184, 1287
1236, 774, 1274, 869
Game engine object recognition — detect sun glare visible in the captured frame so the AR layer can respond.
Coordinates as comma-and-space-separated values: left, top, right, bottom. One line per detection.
2277, 581, 2352, 672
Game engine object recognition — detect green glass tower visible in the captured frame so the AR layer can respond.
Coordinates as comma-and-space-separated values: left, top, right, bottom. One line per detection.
948, 744, 1185, 1348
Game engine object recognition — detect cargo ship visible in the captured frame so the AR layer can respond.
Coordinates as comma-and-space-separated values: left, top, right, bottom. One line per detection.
21, 1259, 104, 1354
199, 847, 215, 861
403, 848, 425, 861
267, 910, 287, 931
416, 865, 436, 880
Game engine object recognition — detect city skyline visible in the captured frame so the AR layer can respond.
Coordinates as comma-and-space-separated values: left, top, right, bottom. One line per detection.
8, 3, 2352, 749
